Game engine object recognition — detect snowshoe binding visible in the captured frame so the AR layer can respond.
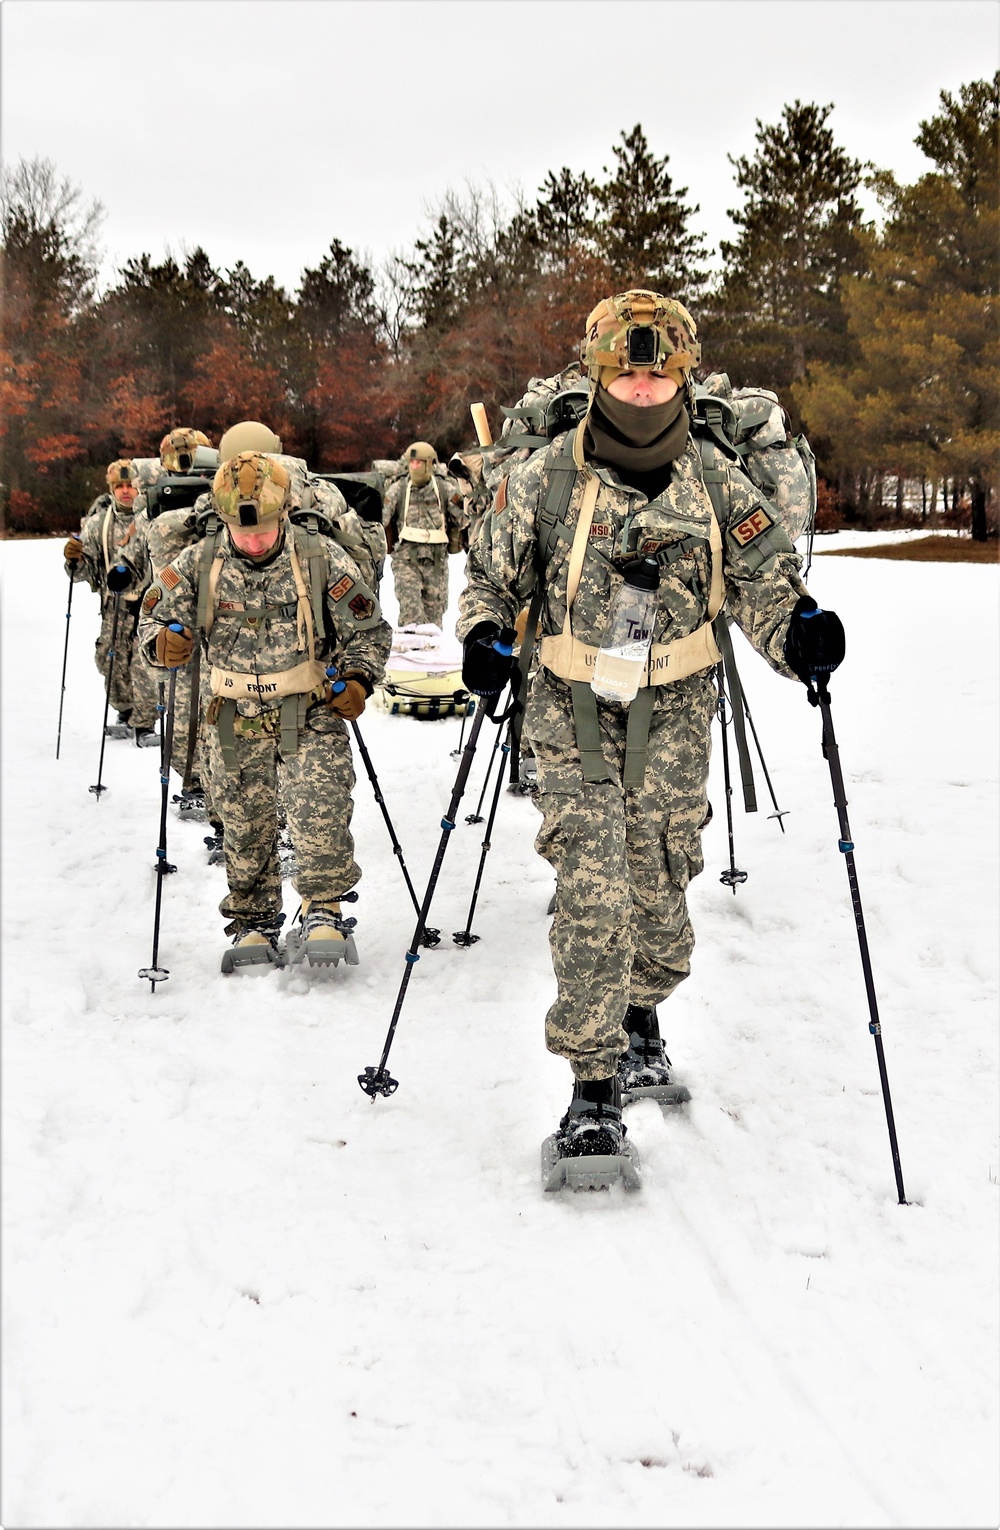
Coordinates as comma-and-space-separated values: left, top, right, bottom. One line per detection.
220, 913, 285, 974
284, 900, 358, 969
542, 1076, 641, 1193
173, 787, 207, 822
134, 726, 161, 748
104, 710, 133, 741
204, 825, 225, 865
618, 1005, 691, 1106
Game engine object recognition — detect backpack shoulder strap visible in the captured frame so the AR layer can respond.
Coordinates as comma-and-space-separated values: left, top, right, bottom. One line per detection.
290, 522, 328, 640
196, 513, 224, 636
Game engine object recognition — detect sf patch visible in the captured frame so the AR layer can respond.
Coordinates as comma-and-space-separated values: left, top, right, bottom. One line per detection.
329, 574, 354, 602
160, 564, 181, 590
731, 506, 775, 548
142, 585, 161, 613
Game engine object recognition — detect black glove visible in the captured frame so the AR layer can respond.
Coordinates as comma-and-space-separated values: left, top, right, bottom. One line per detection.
106, 563, 133, 594
783, 595, 846, 684
462, 622, 517, 696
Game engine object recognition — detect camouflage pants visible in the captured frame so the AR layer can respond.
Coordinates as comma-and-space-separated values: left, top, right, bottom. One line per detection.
526, 665, 715, 1081
128, 631, 165, 731
391, 543, 449, 627
94, 597, 141, 715
157, 655, 217, 816
206, 704, 360, 925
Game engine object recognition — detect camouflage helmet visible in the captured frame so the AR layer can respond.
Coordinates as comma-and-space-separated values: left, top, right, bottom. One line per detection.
405, 441, 438, 463
106, 458, 136, 489
212, 451, 290, 527
218, 420, 282, 462
581, 290, 701, 389
159, 427, 212, 473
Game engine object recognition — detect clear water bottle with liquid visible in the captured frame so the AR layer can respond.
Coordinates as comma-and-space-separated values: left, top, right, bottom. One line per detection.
590, 556, 661, 704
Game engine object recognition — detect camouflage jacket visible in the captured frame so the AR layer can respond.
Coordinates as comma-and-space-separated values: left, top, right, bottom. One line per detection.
68, 496, 144, 605
384, 472, 465, 536
138, 523, 391, 716
457, 430, 809, 684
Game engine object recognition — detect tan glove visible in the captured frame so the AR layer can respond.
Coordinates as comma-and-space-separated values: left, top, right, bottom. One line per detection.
154, 624, 195, 667
325, 677, 367, 721
64, 535, 84, 562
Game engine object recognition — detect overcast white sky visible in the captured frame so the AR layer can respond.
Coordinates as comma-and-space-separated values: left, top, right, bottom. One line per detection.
2, 0, 996, 295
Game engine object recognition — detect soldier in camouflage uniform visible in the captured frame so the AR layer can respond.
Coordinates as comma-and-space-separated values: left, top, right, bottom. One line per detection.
383, 442, 466, 628
64, 458, 149, 735
138, 451, 391, 971
458, 290, 844, 1169
128, 428, 217, 745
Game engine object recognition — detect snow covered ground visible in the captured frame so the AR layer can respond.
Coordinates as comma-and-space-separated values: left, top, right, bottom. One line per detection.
3, 536, 998, 1529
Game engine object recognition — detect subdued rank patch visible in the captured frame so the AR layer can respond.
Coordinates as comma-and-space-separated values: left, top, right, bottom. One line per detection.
730, 507, 774, 547
590, 523, 612, 540
349, 593, 374, 620
329, 574, 354, 602
494, 477, 508, 513
142, 586, 162, 613
160, 564, 182, 590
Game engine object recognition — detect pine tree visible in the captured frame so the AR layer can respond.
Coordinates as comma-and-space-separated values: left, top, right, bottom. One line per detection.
704, 102, 865, 388
591, 125, 709, 302
533, 168, 597, 269
796, 74, 999, 536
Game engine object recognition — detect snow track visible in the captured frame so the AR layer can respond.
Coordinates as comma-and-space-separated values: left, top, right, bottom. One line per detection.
3, 539, 998, 1527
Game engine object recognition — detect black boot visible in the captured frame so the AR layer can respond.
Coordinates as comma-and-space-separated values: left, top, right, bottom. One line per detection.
556, 1075, 626, 1158
618, 1004, 691, 1104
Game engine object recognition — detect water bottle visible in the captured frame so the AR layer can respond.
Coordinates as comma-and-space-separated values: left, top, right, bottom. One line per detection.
590, 556, 660, 704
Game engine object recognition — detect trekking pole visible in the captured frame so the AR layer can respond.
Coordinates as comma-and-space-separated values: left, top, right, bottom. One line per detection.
741, 690, 790, 832
89, 575, 127, 798
349, 714, 441, 947
466, 712, 505, 823
138, 650, 181, 992
55, 569, 76, 759
715, 664, 747, 891
453, 724, 510, 946
807, 672, 907, 1205
359, 689, 506, 1100
450, 699, 473, 759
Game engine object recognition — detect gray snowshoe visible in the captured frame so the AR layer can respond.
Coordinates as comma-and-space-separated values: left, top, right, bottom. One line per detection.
284, 901, 358, 969
104, 711, 133, 740
134, 726, 161, 749
220, 914, 285, 975
204, 826, 225, 865
618, 1005, 691, 1107
173, 788, 207, 822
542, 1078, 642, 1193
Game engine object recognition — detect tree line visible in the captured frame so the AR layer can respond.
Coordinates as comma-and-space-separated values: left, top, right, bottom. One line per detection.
1, 75, 995, 538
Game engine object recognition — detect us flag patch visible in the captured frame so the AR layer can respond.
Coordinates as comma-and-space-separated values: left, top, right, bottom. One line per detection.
731, 507, 774, 547
160, 565, 181, 589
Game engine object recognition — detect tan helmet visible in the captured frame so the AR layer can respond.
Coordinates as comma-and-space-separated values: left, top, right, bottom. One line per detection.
106, 458, 136, 489
218, 420, 282, 462
212, 452, 290, 527
406, 441, 437, 486
581, 290, 701, 390
160, 427, 212, 473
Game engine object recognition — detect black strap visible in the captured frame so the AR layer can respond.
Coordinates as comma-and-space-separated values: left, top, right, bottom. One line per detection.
182, 644, 201, 789
713, 615, 757, 813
